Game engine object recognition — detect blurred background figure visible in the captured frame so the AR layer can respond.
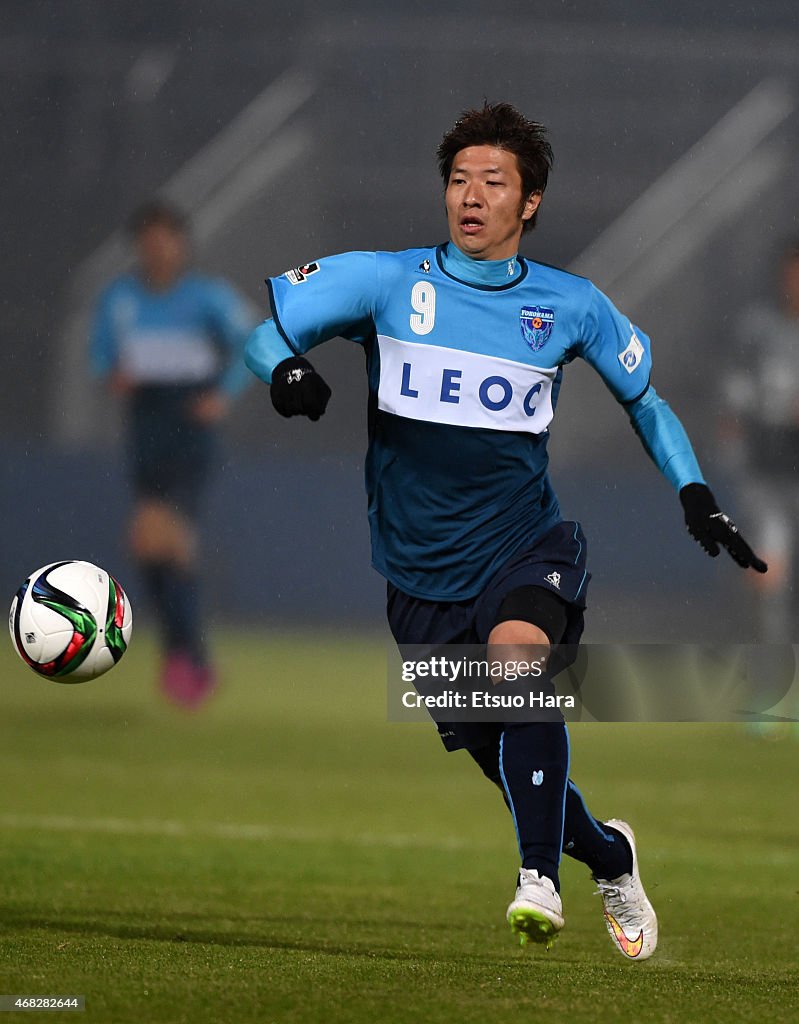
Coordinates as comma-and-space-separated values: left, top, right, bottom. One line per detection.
720, 239, 799, 645
89, 200, 254, 707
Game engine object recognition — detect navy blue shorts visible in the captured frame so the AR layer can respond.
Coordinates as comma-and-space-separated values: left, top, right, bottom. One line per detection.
128, 385, 215, 518
386, 520, 590, 751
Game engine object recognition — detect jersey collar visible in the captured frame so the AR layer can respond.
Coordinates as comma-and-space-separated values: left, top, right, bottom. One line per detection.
436, 243, 528, 291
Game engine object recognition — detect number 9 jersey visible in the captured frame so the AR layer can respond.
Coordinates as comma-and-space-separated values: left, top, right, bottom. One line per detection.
264, 243, 654, 602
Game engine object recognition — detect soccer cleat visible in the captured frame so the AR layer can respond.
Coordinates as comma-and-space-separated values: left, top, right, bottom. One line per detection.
506, 869, 564, 950
594, 819, 658, 961
161, 653, 218, 709
160, 652, 197, 708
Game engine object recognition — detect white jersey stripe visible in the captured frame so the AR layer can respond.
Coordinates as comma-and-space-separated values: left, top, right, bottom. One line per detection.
376, 334, 556, 434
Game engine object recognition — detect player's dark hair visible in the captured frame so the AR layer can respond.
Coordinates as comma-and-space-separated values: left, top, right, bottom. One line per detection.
437, 103, 553, 232
127, 200, 188, 237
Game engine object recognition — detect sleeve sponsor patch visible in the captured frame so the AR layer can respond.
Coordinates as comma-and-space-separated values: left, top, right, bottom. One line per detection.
618, 328, 644, 373
284, 262, 320, 285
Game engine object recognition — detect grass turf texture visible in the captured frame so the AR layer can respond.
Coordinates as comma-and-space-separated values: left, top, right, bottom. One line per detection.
1, 630, 797, 1024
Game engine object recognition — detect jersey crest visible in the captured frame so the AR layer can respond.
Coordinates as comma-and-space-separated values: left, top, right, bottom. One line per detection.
520, 306, 555, 352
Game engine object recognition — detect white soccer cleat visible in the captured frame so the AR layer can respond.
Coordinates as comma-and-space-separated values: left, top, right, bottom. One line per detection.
594, 819, 658, 961
506, 868, 564, 950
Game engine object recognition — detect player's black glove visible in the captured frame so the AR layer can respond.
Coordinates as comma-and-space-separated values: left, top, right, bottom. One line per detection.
270, 356, 331, 421
679, 483, 767, 573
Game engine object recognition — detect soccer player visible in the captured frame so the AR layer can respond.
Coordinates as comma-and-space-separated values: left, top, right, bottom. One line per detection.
244, 104, 766, 958
721, 238, 799, 644
90, 201, 254, 707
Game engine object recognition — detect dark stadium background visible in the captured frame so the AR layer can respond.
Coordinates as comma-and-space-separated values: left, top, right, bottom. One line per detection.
3, 0, 798, 638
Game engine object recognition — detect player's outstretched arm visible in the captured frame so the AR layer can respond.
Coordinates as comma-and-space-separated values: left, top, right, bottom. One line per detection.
576, 285, 766, 572
679, 483, 767, 573
625, 387, 767, 573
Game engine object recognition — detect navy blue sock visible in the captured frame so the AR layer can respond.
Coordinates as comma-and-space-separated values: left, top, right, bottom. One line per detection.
161, 565, 206, 664
142, 562, 206, 664
468, 739, 632, 881
498, 722, 569, 891
142, 562, 171, 647
562, 781, 633, 879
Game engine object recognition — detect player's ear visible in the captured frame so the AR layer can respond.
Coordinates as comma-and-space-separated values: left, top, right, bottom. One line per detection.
522, 191, 542, 223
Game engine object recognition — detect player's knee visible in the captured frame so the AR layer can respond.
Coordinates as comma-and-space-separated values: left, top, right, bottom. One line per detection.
130, 504, 160, 560
129, 501, 195, 565
489, 619, 549, 648
488, 620, 550, 670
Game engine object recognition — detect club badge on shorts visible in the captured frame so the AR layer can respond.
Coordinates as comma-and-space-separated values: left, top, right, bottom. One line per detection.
520, 306, 555, 352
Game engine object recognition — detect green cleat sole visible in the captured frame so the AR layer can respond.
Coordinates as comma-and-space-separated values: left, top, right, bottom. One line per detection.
508, 908, 561, 951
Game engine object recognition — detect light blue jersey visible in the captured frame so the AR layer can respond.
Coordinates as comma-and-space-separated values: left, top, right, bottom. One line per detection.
249, 243, 703, 600
90, 272, 254, 395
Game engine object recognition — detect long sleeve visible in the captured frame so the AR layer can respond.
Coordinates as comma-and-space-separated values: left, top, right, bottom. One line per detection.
244, 319, 295, 384
625, 385, 705, 490
245, 250, 379, 384
89, 285, 119, 379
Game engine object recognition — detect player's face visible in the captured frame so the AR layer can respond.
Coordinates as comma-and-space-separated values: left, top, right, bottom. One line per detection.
445, 145, 541, 261
135, 223, 189, 288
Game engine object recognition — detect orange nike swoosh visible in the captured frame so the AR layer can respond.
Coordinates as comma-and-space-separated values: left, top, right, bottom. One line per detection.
605, 911, 644, 957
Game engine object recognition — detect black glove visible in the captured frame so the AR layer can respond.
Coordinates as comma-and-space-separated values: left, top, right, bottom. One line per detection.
270, 356, 331, 421
679, 483, 767, 573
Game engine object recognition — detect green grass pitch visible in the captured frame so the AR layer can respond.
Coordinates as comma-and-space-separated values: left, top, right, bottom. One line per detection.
1, 629, 797, 1023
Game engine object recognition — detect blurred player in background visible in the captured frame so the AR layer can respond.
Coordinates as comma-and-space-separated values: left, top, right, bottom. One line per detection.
90, 201, 254, 708
245, 103, 766, 957
721, 239, 799, 644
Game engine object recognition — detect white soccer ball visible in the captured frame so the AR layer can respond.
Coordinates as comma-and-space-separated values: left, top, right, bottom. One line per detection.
9, 561, 133, 682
